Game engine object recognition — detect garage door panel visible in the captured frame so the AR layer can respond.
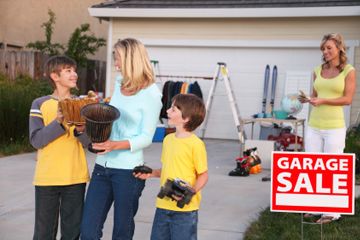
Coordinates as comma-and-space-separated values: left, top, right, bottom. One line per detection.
148, 46, 320, 140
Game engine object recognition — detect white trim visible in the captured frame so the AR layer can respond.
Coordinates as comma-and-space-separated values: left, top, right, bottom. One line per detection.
105, 20, 113, 98
140, 39, 360, 49
89, 6, 360, 18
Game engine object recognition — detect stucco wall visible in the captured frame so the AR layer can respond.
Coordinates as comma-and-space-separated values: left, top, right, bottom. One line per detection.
110, 16, 360, 124
0, 0, 108, 60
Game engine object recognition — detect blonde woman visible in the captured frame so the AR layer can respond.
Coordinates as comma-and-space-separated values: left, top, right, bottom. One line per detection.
81, 38, 162, 239
302, 33, 356, 224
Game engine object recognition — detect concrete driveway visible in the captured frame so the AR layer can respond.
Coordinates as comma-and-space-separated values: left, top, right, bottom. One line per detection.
1, 139, 356, 239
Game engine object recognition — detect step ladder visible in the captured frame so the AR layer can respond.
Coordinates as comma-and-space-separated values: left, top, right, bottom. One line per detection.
151, 60, 162, 84
201, 62, 246, 146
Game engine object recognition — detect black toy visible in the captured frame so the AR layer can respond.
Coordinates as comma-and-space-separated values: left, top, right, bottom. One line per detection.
157, 178, 195, 208
133, 165, 153, 174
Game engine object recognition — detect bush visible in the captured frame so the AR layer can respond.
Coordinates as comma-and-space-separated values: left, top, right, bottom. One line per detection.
344, 124, 360, 175
0, 75, 52, 146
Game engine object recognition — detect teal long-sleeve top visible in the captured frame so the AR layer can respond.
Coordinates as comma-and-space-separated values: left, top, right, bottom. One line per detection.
96, 76, 162, 169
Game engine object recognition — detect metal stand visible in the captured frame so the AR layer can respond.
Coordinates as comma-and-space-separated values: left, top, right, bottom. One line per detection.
301, 213, 323, 240
200, 62, 245, 146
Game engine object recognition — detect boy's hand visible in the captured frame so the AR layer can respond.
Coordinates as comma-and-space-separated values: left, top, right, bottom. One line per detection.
75, 124, 85, 133
56, 107, 64, 124
171, 194, 183, 201
133, 172, 152, 180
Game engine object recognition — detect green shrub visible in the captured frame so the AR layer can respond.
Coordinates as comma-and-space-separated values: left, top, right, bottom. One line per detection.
344, 124, 360, 175
0, 75, 52, 146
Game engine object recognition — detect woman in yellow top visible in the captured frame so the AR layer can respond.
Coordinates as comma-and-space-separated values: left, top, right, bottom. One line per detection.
301, 33, 356, 224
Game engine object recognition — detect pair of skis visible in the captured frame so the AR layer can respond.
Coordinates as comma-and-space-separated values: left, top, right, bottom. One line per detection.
259, 65, 277, 117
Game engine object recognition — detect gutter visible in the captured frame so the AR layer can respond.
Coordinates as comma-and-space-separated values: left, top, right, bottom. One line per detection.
89, 6, 360, 19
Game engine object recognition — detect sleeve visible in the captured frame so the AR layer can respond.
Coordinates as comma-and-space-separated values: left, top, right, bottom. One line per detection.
29, 99, 65, 149
193, 141, 208, 174
313, 65, 321, 79
343, 64, 355, 77
74, 128, 91, 147
128, 89, 163, 152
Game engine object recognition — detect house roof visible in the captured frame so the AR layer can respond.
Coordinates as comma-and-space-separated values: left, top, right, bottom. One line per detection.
92, 0, 360, 9
89, 0, 360, 19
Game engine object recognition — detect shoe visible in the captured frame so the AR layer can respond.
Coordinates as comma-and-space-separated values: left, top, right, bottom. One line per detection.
316, 216, 340, 224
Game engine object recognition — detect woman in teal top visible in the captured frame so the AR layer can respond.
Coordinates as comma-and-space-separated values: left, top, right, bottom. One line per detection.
301, 33, 356, 224
81, 38, 162, 239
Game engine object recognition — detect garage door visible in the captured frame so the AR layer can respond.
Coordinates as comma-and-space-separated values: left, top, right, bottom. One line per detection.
146, 46, 332, 140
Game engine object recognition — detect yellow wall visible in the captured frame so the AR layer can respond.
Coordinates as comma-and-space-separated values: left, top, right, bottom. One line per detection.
111, 16, 360, 124
0, 0, 108, 60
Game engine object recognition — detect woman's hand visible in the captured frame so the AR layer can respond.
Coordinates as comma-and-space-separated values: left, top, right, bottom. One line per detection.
92, 140, 115, 154
309, 97, 324, 106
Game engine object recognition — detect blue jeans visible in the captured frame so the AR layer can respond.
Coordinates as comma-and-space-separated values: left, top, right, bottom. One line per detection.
33, 183, 86, 240
80, 164, 145, 240
150, 208, 198, 240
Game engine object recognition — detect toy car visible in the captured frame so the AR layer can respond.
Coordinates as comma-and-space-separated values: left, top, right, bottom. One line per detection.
157, 178, 195, 208
132, 165, 153, 174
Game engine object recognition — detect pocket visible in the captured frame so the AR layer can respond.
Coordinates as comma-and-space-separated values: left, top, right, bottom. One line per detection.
134, 177, 146, 198
92, 164, 105, 177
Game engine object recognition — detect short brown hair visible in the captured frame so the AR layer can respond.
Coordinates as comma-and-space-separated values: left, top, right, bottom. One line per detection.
172, 94, 206, 132
43, 55, 77, 89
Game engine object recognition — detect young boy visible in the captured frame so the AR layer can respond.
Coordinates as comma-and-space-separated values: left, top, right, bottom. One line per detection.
137, 93, 208, 240
29, 55, 89, 239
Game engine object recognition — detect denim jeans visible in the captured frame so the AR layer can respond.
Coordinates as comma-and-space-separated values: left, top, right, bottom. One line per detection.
150, 208, 198, 240
33, 183, 86, 240
80, 164, 145, 240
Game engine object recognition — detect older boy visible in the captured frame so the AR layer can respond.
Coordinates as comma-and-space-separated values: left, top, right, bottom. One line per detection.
137, 93, 208, 240
29, 55, 89, 239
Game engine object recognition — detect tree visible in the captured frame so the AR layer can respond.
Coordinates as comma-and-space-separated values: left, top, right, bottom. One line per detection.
66, 24, 106, 67
27, 9, 106, 66
26, 9, 64, 55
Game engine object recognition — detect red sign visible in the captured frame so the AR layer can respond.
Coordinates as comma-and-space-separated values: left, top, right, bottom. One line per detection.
271, 151, 355, 214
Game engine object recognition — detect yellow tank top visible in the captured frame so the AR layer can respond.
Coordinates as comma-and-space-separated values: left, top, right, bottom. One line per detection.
308, 64, 354, 129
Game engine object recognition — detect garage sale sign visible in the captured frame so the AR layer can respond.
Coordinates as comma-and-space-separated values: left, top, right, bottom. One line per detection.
271, 152, 355, 214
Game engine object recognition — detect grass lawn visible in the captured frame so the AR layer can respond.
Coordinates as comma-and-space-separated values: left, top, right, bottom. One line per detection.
244, 197, 360, 240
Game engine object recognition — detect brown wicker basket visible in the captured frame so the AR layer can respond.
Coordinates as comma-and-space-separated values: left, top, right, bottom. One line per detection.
59, 97, 98, 125
81, 103, 120, 143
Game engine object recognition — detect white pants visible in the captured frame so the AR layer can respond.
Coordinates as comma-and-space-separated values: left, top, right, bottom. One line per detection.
305, 126, 346, 220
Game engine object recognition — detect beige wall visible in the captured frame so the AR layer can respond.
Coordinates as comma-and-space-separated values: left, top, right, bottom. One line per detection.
0, 0, 108, 60
112, 16, 360, 124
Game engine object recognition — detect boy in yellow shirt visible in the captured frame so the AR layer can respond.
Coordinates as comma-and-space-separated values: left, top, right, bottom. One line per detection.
136, 93, 208, 240
29, 55, 89, 239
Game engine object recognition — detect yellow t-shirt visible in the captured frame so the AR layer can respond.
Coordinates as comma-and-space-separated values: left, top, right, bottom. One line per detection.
156, 133, 208, 212
308, 64, 354, 129
29, 96, 89, 186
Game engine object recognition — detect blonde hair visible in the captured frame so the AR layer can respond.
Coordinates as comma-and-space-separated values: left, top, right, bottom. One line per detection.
320, 33, 347, 72
113, 38, 154, 93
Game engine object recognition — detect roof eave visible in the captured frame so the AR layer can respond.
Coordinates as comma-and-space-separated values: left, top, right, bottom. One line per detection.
88, 6, 360, 19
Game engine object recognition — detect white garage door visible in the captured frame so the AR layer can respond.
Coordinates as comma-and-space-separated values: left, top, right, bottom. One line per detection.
146, 45, 327, 140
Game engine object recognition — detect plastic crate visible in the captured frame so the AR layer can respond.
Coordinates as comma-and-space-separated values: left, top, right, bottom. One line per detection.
152, 127, 166, 142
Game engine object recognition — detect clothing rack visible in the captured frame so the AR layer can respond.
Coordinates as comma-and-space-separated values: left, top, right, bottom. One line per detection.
156, 74, 213, 80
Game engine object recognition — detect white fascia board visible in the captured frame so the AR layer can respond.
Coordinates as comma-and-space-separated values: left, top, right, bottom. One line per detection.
88, 6, 360, 18
140, 39, 360, 48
